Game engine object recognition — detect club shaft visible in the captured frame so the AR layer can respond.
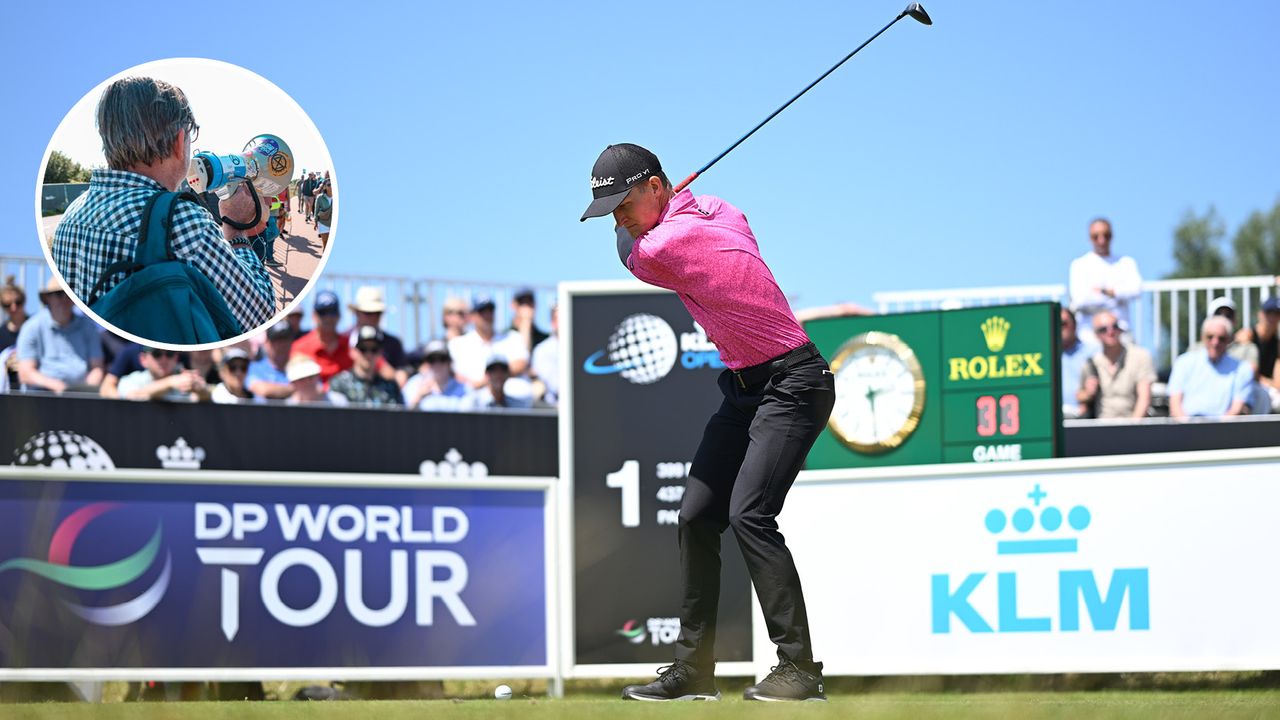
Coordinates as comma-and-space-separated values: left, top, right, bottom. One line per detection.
675, 13, 906, 194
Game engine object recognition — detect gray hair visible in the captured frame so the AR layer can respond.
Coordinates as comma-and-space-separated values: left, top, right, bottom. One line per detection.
96, 77, 195, 170
1202, 315, 1234, 337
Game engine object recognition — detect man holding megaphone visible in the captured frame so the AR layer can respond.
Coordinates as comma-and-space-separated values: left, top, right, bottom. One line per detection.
51, 76, 278, 343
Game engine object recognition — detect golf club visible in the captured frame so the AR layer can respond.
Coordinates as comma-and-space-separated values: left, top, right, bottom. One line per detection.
672, 2, 931, 193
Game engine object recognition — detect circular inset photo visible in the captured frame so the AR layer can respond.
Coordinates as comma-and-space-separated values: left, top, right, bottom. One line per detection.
36, 57, 337, 349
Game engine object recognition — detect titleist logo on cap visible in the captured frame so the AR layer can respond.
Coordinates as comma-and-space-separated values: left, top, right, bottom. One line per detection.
591, 176, 615, 189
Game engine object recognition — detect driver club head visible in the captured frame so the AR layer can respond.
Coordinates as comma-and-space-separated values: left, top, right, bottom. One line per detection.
903, 2, 932, 25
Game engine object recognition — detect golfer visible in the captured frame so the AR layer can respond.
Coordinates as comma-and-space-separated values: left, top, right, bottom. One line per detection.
582, 143, 835, 702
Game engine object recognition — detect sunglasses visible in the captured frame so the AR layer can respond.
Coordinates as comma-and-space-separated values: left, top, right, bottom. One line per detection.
1095, 324, 1120, 334
225, 361, 249, 373
356, 344, 382, 355
426, 355, 450, 364
150, 350, 178, 359
1204, 334, 1230, 343
1090, 232, 1112, 240
2, 299, 20, 308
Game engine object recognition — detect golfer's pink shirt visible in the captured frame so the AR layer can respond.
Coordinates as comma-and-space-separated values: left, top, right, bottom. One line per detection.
626, 190, 810, 370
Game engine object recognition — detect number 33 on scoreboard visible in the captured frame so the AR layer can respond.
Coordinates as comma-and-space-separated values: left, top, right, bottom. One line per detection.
976, 394, 1020, 437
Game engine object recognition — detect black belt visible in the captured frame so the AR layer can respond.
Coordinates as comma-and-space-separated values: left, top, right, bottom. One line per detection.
733, 342, 821, 388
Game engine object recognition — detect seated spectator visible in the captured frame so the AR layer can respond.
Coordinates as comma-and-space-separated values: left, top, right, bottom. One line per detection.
1059, 308, 1098, 419
403, 340, 472, 411
467, 355, 533, 411
1190, 297, 1260, 367
292, 290, 351, 386
328, 326, 404, 407
118, 347, 209, 402
0, 278, 26, 389
99, 342, 146, 398
448, 295, 529, 388
285, 358, 346, 406
211, 348, 254, 404
1168, 316, 1255, 418
16, 278, 104, 394
1238, 297, 1280, 411
184, 349, 221, 387
247, 321, 295, 400
442, 296, 468, 341
349, 286, 408, 386
1077, 310, 1155, 419
531, 304, 559, 405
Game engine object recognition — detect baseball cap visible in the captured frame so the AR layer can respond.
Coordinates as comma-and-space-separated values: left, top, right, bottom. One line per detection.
1207, 296, 1237, 317
485, 354, 510, 371
350, 324, 386, 347
38, 276, 66, 297
314, 290, 340, 315
266, 321, 292, 340
514, 287, 535, 304
220, 348, 249, 365
472, 294, 495, 313
580, 143, 662, 221
1262, 297, 1280, 313
349, 286, 387, 313
423, 339, 450, 361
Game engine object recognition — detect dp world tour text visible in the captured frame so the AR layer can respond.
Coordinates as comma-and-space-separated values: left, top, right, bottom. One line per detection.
194, 502, 476, 641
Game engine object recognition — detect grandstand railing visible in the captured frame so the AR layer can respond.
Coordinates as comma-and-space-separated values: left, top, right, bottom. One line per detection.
873, 274, 1280, 370
0, 254, 555, 350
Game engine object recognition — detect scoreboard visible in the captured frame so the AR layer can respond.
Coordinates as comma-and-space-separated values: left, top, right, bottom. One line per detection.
805, 302, 1062, 470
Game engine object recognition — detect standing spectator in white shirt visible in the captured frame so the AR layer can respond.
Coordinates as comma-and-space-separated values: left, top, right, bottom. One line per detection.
447, 295, 529, 388
531, 303, 559, 405
1069, 217, 1142, 343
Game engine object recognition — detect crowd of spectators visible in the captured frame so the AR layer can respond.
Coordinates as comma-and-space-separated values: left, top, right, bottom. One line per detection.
1062, 217, 1279, 420
0, 278, 559, 413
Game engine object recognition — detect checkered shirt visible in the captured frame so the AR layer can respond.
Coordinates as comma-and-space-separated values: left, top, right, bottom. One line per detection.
52, 169, 275, 333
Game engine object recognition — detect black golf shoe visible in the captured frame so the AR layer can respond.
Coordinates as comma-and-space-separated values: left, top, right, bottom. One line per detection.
621, 660, 719, 701
743, 659, 827, 702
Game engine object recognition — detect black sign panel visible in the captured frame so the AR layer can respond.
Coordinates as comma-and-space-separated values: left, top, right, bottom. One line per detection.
0, 395, 557, 478
568, 289, 752, 666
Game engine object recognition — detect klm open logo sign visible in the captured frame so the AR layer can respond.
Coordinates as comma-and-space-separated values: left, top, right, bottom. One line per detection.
932, 484, 1150, 634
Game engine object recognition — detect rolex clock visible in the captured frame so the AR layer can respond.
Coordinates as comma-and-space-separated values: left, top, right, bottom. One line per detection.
828, 331, 926, 454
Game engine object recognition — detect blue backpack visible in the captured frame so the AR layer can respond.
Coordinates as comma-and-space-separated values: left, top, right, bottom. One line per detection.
88, 191, 244, 345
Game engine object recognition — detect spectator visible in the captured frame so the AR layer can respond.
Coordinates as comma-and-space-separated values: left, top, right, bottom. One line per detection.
16, 278, 104, 394
247, 321, 296, 400
118, 347, 208, 401
1238, 296, 1280, 411
1077, 310, 1155, 419
184, 349, 221, 386
50, 76, 274, 336
509, 287, 548, 353
531, 304, 559, 405
1059, 308, 1098, 419
1190, 297, 1260, 367
314, 180, 334, 251
403, 340, 472, 411
99, 341, 146, 399
467, 355, 532, 411
1168, 316, 1255, 419
292, 290, 351, 386
211, 348, 254, 404
285, 306, 306, 340
285, 357, 346, 406
0, 277, 28, 388
328, 326, 403, 407
448, 295, 528, 388
1069, 217, 1142, 343
442, 296, 468, 341
349, 286, 408, 386
301, 172, 317, 223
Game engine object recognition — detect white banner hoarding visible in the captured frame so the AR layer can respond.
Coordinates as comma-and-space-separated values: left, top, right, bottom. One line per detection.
754, 448, 1280, 676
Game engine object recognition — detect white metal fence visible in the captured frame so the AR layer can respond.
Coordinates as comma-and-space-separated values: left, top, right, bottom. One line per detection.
873, 274, 1280, 370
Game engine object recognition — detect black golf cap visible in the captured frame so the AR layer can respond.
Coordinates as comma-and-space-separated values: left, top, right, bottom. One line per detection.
580, 143, 662, 222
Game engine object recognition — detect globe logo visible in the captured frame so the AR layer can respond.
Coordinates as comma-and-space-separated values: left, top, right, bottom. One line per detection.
12, 431, 116, 471
583, 313, 679, 385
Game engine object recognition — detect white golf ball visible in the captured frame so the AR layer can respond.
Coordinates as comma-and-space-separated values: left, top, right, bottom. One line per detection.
494, 684, 512, 700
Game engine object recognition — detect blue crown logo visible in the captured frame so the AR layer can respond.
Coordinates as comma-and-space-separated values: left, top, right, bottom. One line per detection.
984, 484, 1090, 555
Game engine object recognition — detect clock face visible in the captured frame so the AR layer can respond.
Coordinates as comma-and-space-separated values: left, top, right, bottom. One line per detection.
828, 331, 926, 454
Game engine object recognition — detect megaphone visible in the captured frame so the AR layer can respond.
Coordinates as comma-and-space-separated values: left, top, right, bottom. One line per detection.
187, 134, 295, 200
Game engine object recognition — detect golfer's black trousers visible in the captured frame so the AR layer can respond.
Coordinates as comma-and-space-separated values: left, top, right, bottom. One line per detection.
673, 349, 835, 668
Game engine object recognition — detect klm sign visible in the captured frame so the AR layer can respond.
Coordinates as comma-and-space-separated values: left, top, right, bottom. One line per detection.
931, 485, 1150, 634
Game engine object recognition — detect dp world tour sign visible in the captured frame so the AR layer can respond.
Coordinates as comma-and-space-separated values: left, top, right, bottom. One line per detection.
562, 282, 753, 671
0, 470, 552, 677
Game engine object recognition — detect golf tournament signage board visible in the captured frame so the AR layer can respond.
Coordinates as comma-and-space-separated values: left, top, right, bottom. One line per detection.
560, 282, 753, 673
0, 469, 556, 681
805, 302, 1063, 470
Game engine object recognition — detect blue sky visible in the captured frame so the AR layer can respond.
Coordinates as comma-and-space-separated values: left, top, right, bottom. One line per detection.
3, 1, 1278, 311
